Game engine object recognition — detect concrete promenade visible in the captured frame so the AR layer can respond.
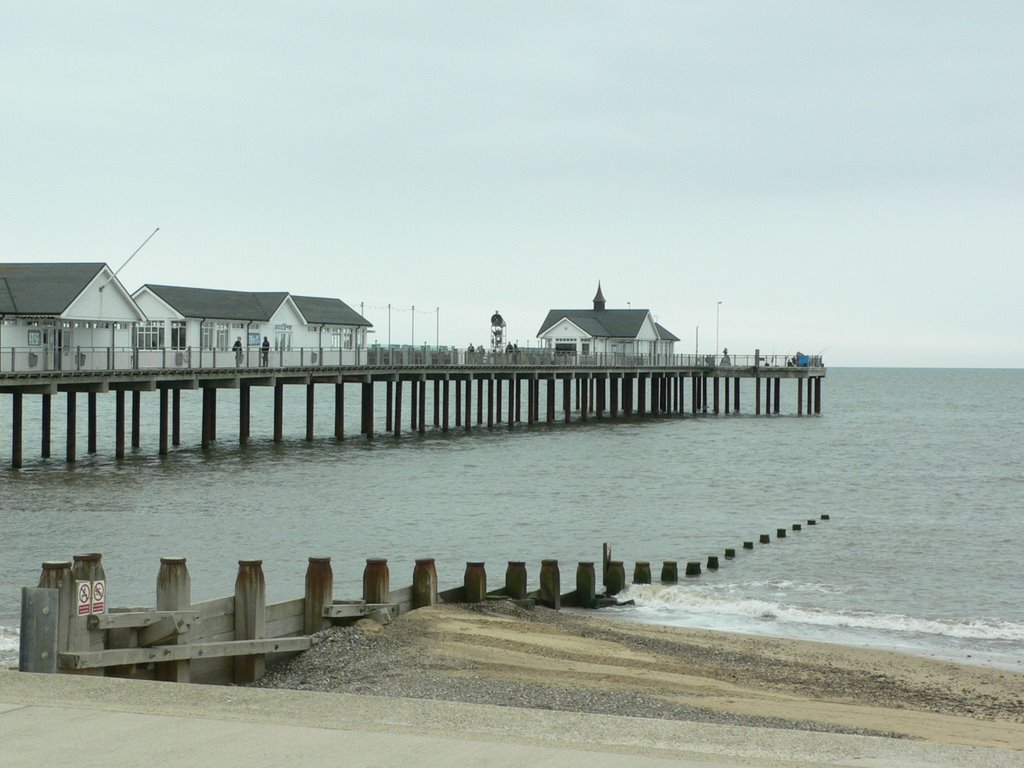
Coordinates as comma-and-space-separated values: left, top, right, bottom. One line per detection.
1, 670, 1018, 768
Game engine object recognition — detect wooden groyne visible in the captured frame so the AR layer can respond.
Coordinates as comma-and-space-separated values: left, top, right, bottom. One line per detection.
19, 516, 832, 683
0, 348, 825, 468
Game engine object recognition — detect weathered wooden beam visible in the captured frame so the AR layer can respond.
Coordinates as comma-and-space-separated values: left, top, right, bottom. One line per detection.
321, 602, 399, 619
58, 637, 311, 670
87, 610, 200, 631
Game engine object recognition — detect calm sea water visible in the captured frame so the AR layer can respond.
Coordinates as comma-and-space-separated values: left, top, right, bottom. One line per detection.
1, 368, 1022, 670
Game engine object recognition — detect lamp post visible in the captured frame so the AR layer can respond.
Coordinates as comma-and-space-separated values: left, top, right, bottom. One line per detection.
715, 300, 722, 358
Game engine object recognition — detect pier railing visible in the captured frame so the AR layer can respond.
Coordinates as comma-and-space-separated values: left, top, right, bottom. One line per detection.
0, 345, 823, 375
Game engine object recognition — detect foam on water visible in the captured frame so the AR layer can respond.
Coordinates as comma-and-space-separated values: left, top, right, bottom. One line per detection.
615, 582, 1024, 670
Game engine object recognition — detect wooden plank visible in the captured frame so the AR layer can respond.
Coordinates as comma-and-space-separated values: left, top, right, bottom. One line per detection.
59, 637, 311, 670
266, 598, 304, 624
137, 616, 187, 647
265, 613, 304, 639
88, 610, 200, 630
191, 595, 234, 619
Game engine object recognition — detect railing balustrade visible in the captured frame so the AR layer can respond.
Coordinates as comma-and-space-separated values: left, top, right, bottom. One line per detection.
0, 345, 823, 375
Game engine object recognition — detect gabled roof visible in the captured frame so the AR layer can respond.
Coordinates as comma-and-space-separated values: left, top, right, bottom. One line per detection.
140, 285, 289, 322
655, 322, 680, 342
291, 296, 372, 327
537, 309, 653, 339
0, 262, 106, 315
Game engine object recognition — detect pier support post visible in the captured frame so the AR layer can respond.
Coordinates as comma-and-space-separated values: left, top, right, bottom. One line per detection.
394, 379, 403, 435
539, 559, 561, 609
455, 378, 462, 427
575, 562, 596, 608
713, 376, 720, 414
41, 393, 51, 459
238, 384, 250, 447
156, 557, 191, 682
465, 378, 473, 430
132, 390, 141, 447
774, 377, 781, 414
66, 391, 76, 463
442, 379, 450, 431
335, 381, 344, 439
363, 380, 375, 438
815, 377, 822, 414
487, 378, 494, 429
11, 391, 22, 469
159, 387, 169, 455
172, 389, 181, 446
495, 378, 502, 424
734, 377, 740, 413
306, 382, 315, 441
637, 374, 646, 415
87, 392, 97, 454
201, 388, 212, 448
476, 378, 483, 425
563, 377, 571, 423
362, 558, 390, 605
547, 378, 556, 423
433, 379, 440, 427
385, 380, 393, 433
115, 390, 125, 458
273, 382, 284, 442
233, 559, 266, 683
507, 377, 515, 428
755, 376, 761, 415
418, 379, 426, 433
505, 561, 527, 600
412, 559, 438, 608
798, 378, 804, 415
464, 562, 487, 603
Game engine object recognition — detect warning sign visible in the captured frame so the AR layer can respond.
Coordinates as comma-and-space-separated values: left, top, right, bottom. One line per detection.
76, 581, 92, 616
91, 579, 106, 614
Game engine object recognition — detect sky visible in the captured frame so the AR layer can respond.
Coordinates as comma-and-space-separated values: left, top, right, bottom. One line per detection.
2, 2, 1021, 367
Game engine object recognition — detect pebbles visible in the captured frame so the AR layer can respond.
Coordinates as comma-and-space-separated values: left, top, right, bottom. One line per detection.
250, 602, 1024, 735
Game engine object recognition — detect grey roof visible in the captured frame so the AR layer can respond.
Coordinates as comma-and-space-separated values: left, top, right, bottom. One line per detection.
291, 296, 372, 327
538, 308, 679, 342
538, 308, 652, 339
141, 285, 289, 321
0, 262, 106, 315
655, 322, 680, 342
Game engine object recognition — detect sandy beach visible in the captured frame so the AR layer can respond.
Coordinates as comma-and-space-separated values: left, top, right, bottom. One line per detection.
3, 601, 1023, 767
256, 601, 1024, 751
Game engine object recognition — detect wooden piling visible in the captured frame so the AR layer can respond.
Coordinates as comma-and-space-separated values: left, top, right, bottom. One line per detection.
87, 391, 97, 454
724, 548, 736, 558
38, 561, 72, 654
464, 562, 487, 603
412, 559, 438, 608
362, 558, 390, 605
760, 534, 771, 544
632, 561, 651, 584
172, 389, 181, 446
233, 559, 266, 683
706, 555, 719, 570
661, 561, 678, 583
505, 561, 527, 600
11, 391, 22, 468
159, 387, 170, 454
156, 557, 192, 682
19, 587, 59, 673
605, 561, 626, 596
539, 559, 561, 609
575, 562, 596, 608
792, 523, 802, 531
305, 382, 315, 441
335, 381, 345, 439
685, 561, 701, 576
70, 553, 105, 673
274, 382, 284, 442
807, 519, 817, 526
776, 528, 787, 538
132, 390, 141, 447
743, 541, 754, 550
304, 557, 333, 634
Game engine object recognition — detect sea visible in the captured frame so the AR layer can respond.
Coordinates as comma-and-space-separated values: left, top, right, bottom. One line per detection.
1, 367, 1022, 671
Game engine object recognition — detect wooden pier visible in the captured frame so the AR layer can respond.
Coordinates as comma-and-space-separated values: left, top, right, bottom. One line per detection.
0, 348, 825, 468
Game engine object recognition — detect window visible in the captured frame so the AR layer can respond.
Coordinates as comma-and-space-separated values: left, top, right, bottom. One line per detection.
275, 323, 292, 350
216, 322, 229, 349
170, 321, 186, 349
342, 328, 354, 349
133, 321, 165, 350
201, 323, 213, 349
331, 328, 342, 348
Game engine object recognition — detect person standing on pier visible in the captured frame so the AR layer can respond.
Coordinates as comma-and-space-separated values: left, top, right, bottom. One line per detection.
261, 336, 270, 367
233, 336, 243, 367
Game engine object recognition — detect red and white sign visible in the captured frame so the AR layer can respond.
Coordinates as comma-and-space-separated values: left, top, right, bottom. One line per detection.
90, 579, 106, 614
76, 581, 92, 616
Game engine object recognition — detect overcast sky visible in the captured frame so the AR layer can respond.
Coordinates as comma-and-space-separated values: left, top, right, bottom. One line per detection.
2, 2, 1021, 367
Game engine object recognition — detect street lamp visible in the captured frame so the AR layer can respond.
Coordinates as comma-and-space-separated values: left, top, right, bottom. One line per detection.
715, 300, 722, 359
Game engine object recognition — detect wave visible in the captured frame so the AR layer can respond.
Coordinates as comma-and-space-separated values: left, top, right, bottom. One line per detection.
619, 583, 1024, 642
